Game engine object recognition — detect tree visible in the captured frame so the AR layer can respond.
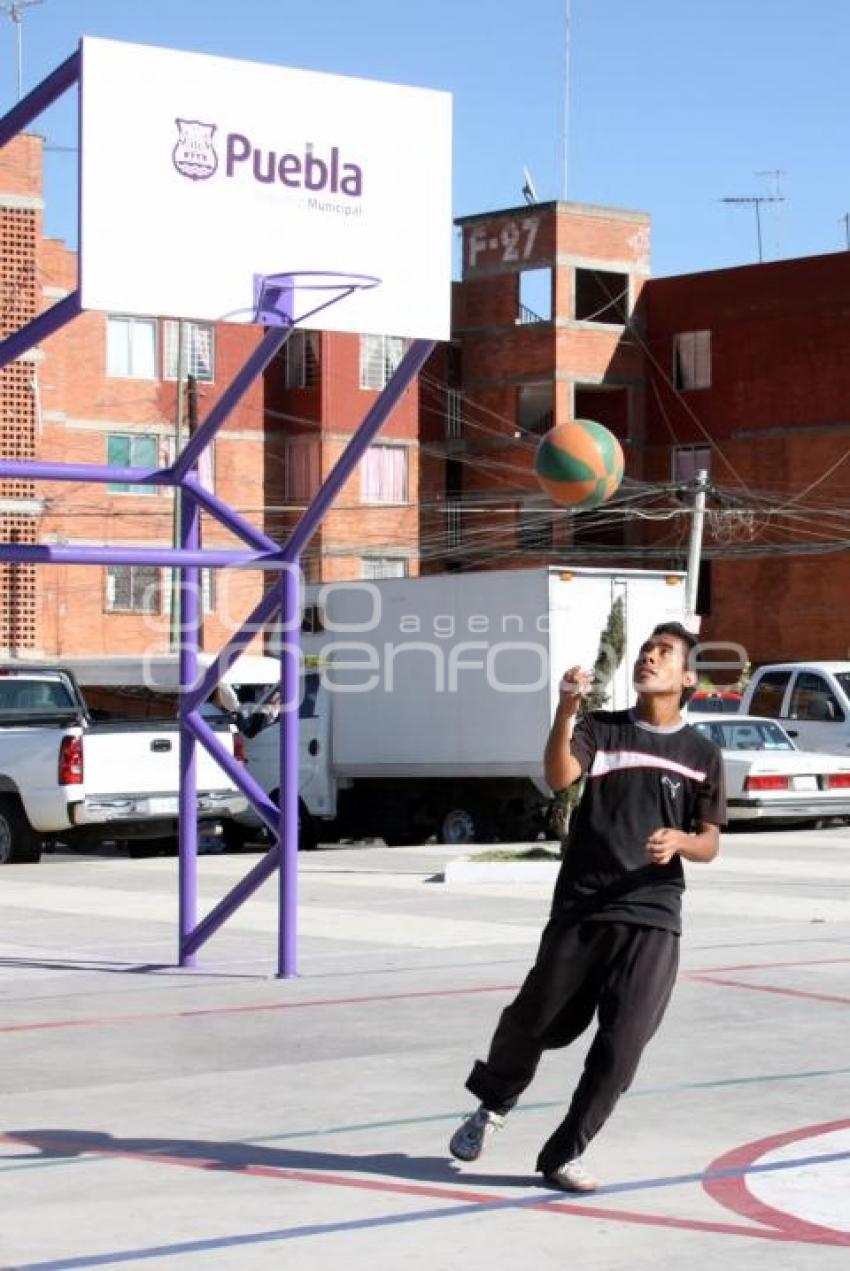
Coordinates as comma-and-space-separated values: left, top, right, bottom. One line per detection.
548, 596, 626, 844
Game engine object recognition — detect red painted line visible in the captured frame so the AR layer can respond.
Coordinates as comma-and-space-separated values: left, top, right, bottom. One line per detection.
703, 1119, 850, 1244
689, 974, 850, 1007
687, 956, 850, 975
1, 1131, 844, 1248
0, 983, 519, 1036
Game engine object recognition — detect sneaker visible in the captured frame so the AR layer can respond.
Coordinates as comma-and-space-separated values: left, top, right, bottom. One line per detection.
449, 1106, 506, 1162
542, 1158, 598, 1193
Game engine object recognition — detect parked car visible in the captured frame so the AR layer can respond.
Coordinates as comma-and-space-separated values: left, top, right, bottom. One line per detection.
689, 712, 850, 825
687, 689, 742, 714
740, 662, 850, 755
0, 665, 246, 864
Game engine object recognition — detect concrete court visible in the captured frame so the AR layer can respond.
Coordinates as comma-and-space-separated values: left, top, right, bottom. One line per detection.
1, 829, 849, 1270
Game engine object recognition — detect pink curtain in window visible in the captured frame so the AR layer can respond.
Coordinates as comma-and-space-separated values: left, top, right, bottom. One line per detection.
363, 446, 406, 503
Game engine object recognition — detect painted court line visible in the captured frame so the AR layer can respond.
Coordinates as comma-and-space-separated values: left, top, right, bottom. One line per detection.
4, 1064, 850, 1178
4, 1134, 850, 1269
1, 954, 847, 1037
689, 974, 850, 1007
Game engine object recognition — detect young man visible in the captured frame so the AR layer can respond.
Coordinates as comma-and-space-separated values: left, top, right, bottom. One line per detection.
449, 622, 725, 1193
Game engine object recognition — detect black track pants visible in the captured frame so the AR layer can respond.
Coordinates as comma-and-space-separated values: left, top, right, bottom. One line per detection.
464, 919, 679, 1173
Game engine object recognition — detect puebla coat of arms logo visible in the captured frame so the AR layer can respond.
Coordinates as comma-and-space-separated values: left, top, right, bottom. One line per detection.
172, 119, 218, 181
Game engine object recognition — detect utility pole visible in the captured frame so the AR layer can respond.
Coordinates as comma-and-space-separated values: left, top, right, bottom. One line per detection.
0, 0, 43, 102
721, 194, 784, 263
561, 0, 572, 200
685, 469, 709, 620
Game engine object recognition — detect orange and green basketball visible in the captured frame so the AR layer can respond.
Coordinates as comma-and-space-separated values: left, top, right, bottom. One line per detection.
534, 420, 624, 509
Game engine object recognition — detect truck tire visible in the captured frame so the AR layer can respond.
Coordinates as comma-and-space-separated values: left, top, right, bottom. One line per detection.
0, 797, 43, 864
439, 806, 491, 846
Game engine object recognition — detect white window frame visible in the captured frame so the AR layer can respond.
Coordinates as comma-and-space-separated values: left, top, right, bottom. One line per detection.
361, 556, 408, 580
163, 320, 216, 383
107, 432, 159, 496
674, 330, 711, 389
106, 315, 157, 380
104, 565, 161, 614
359, 334, 408, 390
361, 443, 409, 505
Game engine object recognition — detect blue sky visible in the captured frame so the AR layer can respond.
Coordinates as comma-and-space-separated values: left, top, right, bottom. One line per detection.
8, 0, 850, 277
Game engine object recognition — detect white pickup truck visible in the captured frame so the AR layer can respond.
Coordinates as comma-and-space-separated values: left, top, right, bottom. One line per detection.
0, 665, 247, 864
741, 661, 850, 755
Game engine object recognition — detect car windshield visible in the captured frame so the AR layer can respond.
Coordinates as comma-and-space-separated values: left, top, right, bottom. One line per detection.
694, 720, 795, 751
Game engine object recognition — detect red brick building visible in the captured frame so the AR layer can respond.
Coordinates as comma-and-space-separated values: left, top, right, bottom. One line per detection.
420, 199, 651, 573
643, 252, 850, 664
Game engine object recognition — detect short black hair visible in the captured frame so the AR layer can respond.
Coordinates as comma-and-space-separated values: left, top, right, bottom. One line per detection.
649, 622, 699, 705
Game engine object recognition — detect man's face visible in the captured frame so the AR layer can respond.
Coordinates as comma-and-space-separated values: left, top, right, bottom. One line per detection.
633, 633, 696, 698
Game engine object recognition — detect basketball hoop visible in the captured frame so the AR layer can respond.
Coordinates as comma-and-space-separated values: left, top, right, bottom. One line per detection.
252, 270, 381, 328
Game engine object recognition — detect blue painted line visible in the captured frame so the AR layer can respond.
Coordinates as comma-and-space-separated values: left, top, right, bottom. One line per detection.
8, 1146, 850, 1269
7, 1199, 532, 1270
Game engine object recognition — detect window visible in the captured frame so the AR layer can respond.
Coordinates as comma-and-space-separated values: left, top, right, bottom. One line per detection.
518, 383, 554, 436
788, 672, 844, 723
361, 557, 407, 579
575, 269, 628, 324
106, 316, 157, 379
517, 501, 553, 552
107, 433, 159, 495
282, 442, 320, 503
672, 445, 711, 485
105, 565, 161, 614
163, 569, 216, 617
163, 320, 215, 382
281, 331, 320, 388
360, 334, 408, 389
748, 670, 791, 718
361, 444, 408, 504
674, 330, 711, 389
518, 268, 552, 324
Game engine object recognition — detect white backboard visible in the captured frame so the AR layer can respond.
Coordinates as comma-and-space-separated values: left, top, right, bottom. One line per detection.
79, 37, 452, 339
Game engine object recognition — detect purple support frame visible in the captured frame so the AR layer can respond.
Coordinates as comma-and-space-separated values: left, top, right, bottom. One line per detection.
0, 48, 438, 977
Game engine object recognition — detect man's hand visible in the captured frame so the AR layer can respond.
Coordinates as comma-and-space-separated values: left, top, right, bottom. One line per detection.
646, 822, 720, 865
645, 827, 686, 865
559, 666, 593, 716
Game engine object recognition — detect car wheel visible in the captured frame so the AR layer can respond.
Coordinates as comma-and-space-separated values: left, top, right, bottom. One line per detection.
0, 797, 43, 864
221, 822, 256, 852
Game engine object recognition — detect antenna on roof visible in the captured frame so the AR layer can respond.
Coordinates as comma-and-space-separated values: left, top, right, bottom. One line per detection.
522, 166, 539, 205
0, 0, 43, 102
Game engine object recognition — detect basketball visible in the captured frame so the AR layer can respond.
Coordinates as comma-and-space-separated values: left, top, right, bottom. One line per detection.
534, 420, 624, 510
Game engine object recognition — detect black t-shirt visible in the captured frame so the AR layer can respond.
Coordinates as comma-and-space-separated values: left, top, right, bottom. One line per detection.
552, 708, 726, 935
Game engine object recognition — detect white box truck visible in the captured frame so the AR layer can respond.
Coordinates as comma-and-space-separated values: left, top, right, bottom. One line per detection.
245, 566, 689, 846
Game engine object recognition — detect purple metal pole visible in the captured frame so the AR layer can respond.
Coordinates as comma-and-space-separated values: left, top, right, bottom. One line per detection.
183, 474, 278, 553
0, 458, 169, 484
0, 291, 81, 370
172, 326, 292, 482
185, 709, 281, 834
178, 486, 200, 968
0, 544, 258, 567
184, 339, 435, 713
277, 338, 435, 561
0, 47, 80, 147
279, 564, 300, 978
